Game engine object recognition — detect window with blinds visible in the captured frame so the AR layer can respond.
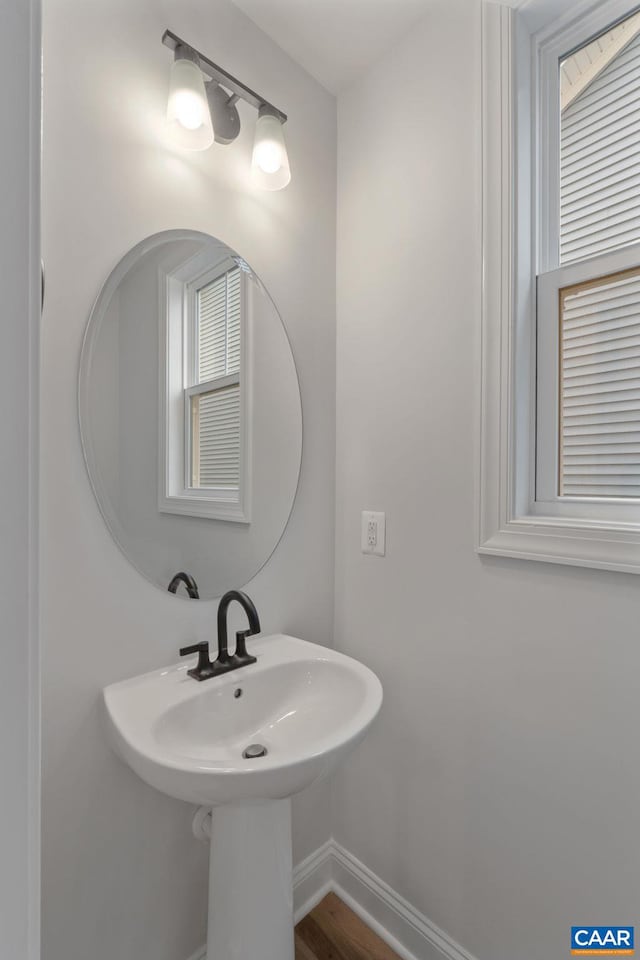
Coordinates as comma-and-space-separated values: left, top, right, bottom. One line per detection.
189, 266, 243, 493
559, 268, 640, 498
197, 268, 241, 382
161, 250, 251, 522
536, 9, 640, 507
191, 384, 241, 489
560, 16, 640, 264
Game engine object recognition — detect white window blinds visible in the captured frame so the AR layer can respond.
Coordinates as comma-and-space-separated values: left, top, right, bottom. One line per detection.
191, 383, 241, 490
191, 266, 242, 492
561, 27, 640, 264
197, 267, 241, 382
560, 268, 640, 498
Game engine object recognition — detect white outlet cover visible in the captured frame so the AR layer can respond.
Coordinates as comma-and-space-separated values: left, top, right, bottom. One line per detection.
361, 511, 385, 557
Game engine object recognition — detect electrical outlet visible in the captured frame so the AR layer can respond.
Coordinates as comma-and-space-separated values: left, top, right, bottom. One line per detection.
367, 519, 377, 547
361, 511, 385, 557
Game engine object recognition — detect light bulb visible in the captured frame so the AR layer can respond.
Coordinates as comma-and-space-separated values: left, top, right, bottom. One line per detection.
251, 107, 291, 190
255, 141, 282, 174
167, 52, 214, 150
173, 88, 204, 130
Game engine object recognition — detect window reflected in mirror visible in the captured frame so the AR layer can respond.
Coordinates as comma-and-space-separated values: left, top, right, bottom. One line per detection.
79, 231, 301, 599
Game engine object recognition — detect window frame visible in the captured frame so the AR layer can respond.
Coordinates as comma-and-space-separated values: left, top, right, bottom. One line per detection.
536, 245, 640, 519
479, 0, 640, 574
158, 250, 253, 523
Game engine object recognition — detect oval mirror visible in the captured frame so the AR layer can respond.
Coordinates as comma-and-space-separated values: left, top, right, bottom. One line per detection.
79, 230, 302, 600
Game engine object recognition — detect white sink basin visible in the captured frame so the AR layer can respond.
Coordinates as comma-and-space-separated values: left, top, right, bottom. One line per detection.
105, 634, 382, 806
104, 633, 382, 960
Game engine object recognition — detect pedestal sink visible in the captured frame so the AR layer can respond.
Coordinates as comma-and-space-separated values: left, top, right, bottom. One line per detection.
104, 634, 383, 960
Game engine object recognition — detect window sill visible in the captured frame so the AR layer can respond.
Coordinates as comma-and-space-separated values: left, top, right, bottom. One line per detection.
158, 492, 250, 523
478, 516, 640, 575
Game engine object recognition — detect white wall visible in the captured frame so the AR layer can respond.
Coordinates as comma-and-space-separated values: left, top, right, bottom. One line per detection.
334, 3, 640, 959
41, 1, 335, 958
0, 1, 40, 958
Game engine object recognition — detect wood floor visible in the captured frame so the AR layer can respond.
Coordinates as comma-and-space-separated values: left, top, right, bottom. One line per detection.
295, 893, 401, 960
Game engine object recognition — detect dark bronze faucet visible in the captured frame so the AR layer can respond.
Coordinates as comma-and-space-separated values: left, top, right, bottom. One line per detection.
179, 589, 261, 681
168, 572, 200, 599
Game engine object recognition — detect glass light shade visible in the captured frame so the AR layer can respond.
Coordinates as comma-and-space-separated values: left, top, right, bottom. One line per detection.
167, 56, 214, 151
251, 110, 291, 190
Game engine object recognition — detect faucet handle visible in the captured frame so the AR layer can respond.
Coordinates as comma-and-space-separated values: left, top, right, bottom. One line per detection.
234, 630, 257, 667
179, 642, 213, 681
180, 641, 208, 657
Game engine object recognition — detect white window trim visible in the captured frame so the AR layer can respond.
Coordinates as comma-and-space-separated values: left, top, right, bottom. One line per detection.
479, 0, 640, 574
158, 252, 253, 523
536, 245, 640, 517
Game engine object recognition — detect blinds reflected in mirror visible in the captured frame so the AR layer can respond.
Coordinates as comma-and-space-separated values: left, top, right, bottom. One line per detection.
197, 267, 241, 382
191, 265, 242, 492
560, 267, 640, 497
191, 383, 241, 491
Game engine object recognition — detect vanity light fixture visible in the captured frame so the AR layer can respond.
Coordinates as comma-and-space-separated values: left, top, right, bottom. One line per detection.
166, 48, 214, 150
252, 106, 291, 191
163, 29, 291, 189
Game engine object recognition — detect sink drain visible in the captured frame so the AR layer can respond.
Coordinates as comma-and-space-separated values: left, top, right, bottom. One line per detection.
242, 743, 268, 759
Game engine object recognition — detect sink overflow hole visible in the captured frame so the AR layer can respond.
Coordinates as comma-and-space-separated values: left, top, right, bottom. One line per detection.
242, 743, 268, 759
234, 688, 243, 699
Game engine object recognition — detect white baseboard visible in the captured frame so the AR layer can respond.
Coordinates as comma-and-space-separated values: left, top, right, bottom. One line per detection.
329, 842, 477, 960
185, 839, 477, 960
292, 839, 334, 923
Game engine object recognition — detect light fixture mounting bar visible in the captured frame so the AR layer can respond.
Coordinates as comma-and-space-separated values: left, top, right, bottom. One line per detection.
162, 29, 287, 125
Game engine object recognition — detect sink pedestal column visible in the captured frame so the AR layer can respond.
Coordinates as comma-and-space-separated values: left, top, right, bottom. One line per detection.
207, 798, 294, 960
